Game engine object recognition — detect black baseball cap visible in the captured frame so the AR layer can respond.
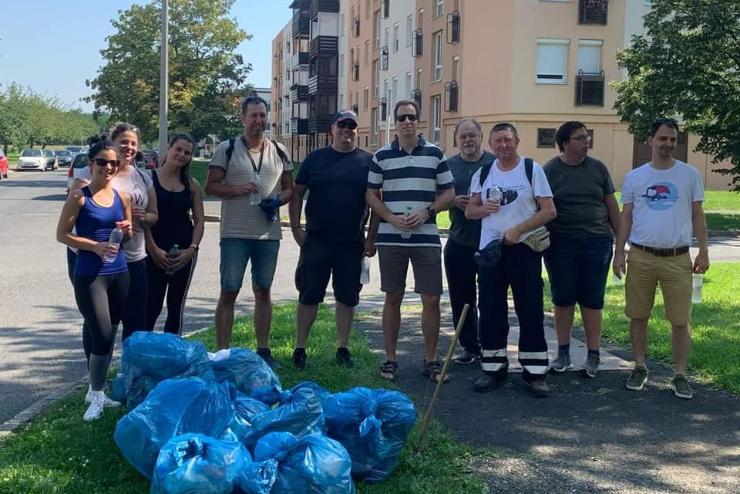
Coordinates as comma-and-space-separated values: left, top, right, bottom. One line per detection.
332, 110, 358, 125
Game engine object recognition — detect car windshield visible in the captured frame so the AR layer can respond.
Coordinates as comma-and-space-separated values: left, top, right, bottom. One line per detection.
56, 151, 72, 157
73, 155, 89, 168
21, 149, 43, 157
67, 147, 82, 153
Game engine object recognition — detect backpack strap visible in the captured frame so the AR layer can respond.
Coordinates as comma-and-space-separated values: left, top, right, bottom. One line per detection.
478, 162, 494, 187
271, 139, 290, 167
224, 137, 237, 169
524, 158, 534, 186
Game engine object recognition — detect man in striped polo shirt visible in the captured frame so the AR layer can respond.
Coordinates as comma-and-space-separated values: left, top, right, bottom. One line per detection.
366, 100, 455, 383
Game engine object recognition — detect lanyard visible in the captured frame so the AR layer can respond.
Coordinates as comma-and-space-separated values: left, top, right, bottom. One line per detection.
241, 136, 264, 175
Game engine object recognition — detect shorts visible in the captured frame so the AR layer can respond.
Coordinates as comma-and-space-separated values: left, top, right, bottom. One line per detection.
220, 238, 280, 292
295, 237, 364, 306
544, 234, 613, 309
377, 245, 443, 295
625, 246, 692, 326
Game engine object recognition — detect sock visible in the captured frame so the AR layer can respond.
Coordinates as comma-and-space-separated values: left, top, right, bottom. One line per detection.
558, 344, 570, 357
588, 349, 600, 359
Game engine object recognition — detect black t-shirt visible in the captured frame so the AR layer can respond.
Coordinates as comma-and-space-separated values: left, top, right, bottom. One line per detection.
446, 151, 496, 248
296, 146, 373, 243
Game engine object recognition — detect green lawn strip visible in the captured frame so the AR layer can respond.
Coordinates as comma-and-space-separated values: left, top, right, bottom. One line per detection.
543, 263, 740, 394
706, 212, 740, 231
703, 190, 740, 211
0, 304, 486, 494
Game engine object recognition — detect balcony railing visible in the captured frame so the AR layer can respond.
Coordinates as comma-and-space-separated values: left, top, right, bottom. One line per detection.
308, 113, 334, 133
412, 30, 423, 57
291, 4, 310, 36
579, 0, 608, 25
292, 52, 309, 67
290, 84, 309, 101
445, 81, 459, 112
308, 73, 338, 95
309, 0, 339, 18
310, 36, 338, 60
575, 70, 605, 106
290, 117, 309, 135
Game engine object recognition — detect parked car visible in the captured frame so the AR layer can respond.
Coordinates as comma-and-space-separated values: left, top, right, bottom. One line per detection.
55, 150, 74, 167
135, 150, 159, 169
66, 146, 83, 154
17, 149, 48, 171
67, 153, 89, 191
43, 149, 58, 170
0, 149, 9, 179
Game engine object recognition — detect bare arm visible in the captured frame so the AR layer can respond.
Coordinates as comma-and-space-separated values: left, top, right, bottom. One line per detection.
189, 178, 206, 248
502, 196, 556, 244
203, 166, 256, 198
141, 185, 158, 227
604, 193, 620, 236
465, 192, 496, 220
691, 201, 709, 273
366, 189, 408, 231
612, 203, 633, 278
364, 211, 379, 257
277, 170, 294, 206
289, 182, 307, 246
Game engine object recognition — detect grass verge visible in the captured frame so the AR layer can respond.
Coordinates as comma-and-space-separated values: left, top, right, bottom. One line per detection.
0, 304, 487, 494
706, 212, 740, 231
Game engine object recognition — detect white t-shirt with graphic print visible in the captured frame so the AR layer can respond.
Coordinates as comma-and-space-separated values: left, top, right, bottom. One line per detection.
621, 160, 704, 249
470, 157, 553, 250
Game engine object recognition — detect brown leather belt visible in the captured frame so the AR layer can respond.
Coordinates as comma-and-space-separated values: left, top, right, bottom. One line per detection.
631, 242, 689, 257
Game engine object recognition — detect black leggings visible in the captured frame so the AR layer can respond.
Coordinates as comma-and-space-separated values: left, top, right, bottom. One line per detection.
146, 256, 197, 334
122, 259, 148, 340
73, 272, 130, 356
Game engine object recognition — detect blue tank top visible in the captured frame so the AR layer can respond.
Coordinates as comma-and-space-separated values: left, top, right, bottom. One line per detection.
74, 187, 128, 277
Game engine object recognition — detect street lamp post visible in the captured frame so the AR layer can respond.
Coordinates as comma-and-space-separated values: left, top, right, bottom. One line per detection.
158, 0, 169, 160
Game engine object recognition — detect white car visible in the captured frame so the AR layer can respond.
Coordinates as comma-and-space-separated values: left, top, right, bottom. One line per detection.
67, 153, 90, 191
17, 149, 48, 171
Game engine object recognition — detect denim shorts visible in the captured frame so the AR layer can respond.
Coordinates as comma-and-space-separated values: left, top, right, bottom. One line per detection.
220, 238, 280, 292
544, 234, 613, 309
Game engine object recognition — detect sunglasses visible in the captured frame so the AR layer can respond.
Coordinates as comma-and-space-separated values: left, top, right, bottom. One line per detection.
93, 158, 120, 167
396, 114, 418, 122
336, 120, 358, 130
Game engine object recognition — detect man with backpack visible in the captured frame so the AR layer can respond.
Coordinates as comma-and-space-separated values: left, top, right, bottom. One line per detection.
205, 95, 294, 365
465, 123, 557, 397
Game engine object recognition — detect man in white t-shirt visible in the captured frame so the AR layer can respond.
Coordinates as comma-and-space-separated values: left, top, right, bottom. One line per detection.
466, 123, 557, 397
613, 118, 709, 400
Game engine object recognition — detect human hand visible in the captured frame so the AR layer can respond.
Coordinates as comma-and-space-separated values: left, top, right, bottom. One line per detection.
364, 238, 376, 257
502, 227, 520, 245
292, 227, 306, 247
387, 214, 410, 231
454, 195, 470, 212
150, 246, 171, 271
94, 241, 118, 260
483, 199, 500, 215
406, 209, 429, 228
168, 248, 196, 272
115, 220, 132, 237
692, 249, 709, 274
612, 251, 626, 279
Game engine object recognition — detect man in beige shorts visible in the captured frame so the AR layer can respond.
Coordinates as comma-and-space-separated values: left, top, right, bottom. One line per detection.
613, 118, 709, 400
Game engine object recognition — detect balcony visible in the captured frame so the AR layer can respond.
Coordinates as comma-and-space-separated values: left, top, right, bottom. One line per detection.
575, 70, 605, 106
290, 117, 309, 135
309, 0, 339, 18
310, 36, 338, 60
290, 84, 309, 101
445, 81, 459, 112
382, 0, 390, 19
290, 1, 310, 36
412, 30, 423, 57
308, 113, 334, 133
447, 11, 460, 44
308, 73, 338, 95
579, 0, 608, 25
292, 51, 309, 67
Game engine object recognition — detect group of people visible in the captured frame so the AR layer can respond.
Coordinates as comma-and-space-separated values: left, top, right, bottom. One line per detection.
57, 94, 710, 421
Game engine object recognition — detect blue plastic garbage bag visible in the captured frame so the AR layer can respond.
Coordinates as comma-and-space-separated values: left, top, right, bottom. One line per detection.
209, 348, 281, 400
114, 378, 234, 479
121, 332, 214, 409
221, 389, 270, 443
151, 433, 277, 494
323, 387, 416, 482
241, 381, 328, 448
253, 432, 355, 494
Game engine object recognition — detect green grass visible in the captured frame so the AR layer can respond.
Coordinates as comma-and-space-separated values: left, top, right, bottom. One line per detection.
703, 190, 740, 211
0, 305, 487, 494
706, 212, 740, 231
544, 263, 740, 394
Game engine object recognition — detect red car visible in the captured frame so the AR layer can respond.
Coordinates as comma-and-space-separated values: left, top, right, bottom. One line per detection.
0, 149, 9, 179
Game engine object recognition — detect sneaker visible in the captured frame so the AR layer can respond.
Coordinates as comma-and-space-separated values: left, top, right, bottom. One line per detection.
582, 353, 600, 378
453, 349, 480, 365
671, 374, 694, 400
473, 365, 508, 393
83, 391, 106, 422
336, 347, 354, 368
549, 353, 572, 373
292, 348, 307, 370
523, 378, 550, 398
85, 387, 121, 408
257, 348, 278, 369
625, 366, 649, 391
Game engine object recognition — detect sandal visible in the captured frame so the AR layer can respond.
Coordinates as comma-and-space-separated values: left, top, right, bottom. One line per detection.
379, 360, 399, 381
422, 360, 450, 383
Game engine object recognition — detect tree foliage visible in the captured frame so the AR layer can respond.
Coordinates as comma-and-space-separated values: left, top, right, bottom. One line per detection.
87, 0, 252, 143
613, 0, 740, 190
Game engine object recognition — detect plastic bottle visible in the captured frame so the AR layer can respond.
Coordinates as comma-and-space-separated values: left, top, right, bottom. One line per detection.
104, 228, 123, 262
400, 205, 413, 239
691, 273, 703, 304
250, 174, 262, 205
360, 257, 370, 284
165, 244, 179, 276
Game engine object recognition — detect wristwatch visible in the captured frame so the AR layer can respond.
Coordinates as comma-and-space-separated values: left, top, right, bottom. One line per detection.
426, 206, 436, 219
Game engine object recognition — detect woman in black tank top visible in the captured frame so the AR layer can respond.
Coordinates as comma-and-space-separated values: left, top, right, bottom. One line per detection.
144, 134, 205, 334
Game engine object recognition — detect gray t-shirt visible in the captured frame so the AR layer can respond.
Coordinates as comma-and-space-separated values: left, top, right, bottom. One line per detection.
209, 138, 292, 240
446, 151, 495, 248
543, 155, 615, 237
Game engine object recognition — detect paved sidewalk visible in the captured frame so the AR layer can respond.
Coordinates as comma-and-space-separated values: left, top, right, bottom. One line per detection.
357, 298, 740, 494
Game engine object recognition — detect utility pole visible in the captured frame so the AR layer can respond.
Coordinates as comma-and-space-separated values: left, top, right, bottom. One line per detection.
158, 0, 169, 160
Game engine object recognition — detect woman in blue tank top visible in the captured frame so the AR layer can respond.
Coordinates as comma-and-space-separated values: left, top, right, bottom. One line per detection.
56, 139, 133, 422
145, 133, 205, 334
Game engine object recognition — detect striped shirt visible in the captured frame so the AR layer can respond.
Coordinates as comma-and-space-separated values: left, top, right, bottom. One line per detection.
368, 136, 454, 247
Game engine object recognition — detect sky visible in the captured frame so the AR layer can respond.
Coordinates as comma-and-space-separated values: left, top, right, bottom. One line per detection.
0, 0, 293, 111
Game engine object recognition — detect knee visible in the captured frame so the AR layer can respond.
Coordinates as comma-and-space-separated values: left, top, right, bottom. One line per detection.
219, 290, 238, 305
421, 293, 441, 307
385, 291, 404, 307
253, 286, 271, 303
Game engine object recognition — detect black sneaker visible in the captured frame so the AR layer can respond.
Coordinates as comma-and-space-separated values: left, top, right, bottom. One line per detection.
292, 347, 307, 370
453, 349, 480, 365
473, 365, 508, 393
336, 347, 354, 368
523, 378, 550, 398
256, 347, 277, 369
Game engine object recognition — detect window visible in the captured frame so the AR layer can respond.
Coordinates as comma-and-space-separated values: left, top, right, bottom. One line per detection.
445, 81, 458, 112
405, 72, 412, 98
393, 23, 400, 53
577, 39, 602, 74
365, 0, 371, 19
412, 30, 423, 57
339, 93, 344, 109
536, 38, 569, 84
371, 108, 378, 145
447, 11, 460, 44
381, 46, 389, 70
373, 60, 379, 97
431, 95, 442, 144
352, 16, 360, 37
579, 0, 608, 25
435, 0, 445, 17
340, 13, 345, 37
374, 10, 380, 49
339, 54, 344, 77
392, 77, 399, 107
364, 40, 370, 66
537, 129, 557, 148
364, 87, 369, 110
406, 15, 413, 47
382, 0, 390, 18
432, 31, 443, 81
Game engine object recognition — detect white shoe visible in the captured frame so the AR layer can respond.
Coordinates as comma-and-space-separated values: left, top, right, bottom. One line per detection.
85, 387, 121, 408
83, 391, 106, 422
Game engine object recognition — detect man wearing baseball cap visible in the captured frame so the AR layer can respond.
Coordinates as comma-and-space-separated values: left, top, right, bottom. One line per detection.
288, 109, 376, 369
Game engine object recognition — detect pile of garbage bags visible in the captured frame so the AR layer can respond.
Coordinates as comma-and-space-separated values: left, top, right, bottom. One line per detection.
113, 332, 416, 493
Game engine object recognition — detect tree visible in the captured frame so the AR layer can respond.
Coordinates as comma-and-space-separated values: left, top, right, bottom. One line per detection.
613, 0, 740, 190
87, 0, 252, 142
0, 83, 32, 153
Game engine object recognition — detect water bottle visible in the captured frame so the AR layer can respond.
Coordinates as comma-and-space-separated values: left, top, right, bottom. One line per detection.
487, 186, 503, 203
691, 273, 703, 304
165, 244, 179, 276
104, 227, 123, 262
249, 174, 262, 205
400, 205, 413, 239
360, 257, 370, 284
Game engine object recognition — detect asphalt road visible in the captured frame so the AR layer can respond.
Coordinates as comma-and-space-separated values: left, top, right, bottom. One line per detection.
0, 170, 738, 426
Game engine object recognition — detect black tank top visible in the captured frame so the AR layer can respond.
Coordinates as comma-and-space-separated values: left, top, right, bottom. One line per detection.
149, 170, 194, 251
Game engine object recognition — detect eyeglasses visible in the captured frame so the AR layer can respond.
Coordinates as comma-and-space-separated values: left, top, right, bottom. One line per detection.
93, 158, 120, 167
336, 120, 358, 130
570, 134, 592, 142
396, 114, 418, 122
